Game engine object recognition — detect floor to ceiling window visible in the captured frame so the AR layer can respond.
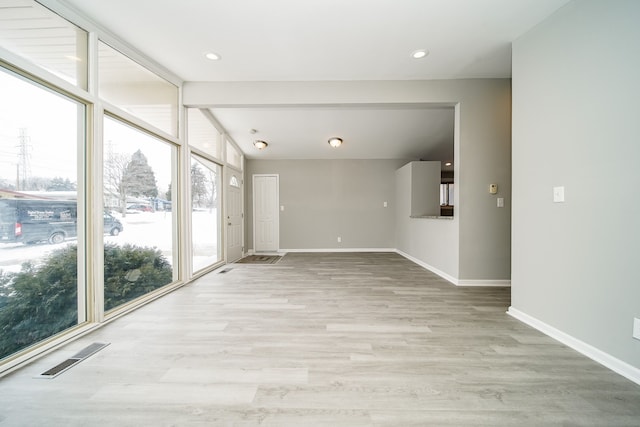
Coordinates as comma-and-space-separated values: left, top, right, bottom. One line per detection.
98, 36, 180, 313
0, 0, 184, 368
187, 108, 224, 273
190, 155, 222, 272
0, 67, 85, 360
0, 0, 220, 373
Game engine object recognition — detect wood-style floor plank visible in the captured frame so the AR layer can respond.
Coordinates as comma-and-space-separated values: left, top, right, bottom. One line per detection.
0, 252, 639, 426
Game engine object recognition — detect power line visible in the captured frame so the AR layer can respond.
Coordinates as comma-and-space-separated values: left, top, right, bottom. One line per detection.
16, 127, 32, 190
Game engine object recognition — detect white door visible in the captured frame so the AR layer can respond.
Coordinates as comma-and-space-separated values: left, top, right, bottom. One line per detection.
253, 174, 279, 252
226, 171, 243, 262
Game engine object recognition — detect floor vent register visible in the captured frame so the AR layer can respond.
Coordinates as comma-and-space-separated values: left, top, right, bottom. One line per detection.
36, 342, 110, 379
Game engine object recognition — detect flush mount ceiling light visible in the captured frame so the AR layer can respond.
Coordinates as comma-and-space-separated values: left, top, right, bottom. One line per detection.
411, 49, 429, 59
253, 140, 268, 149
205, 52, 221, 61
328, 137, 343, 148
445, 162, 452, 166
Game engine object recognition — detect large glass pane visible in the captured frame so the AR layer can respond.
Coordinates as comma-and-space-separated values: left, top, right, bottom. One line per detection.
191, 155, 222, 272
0, 67, 83, 360
103, 116, 176, 312
187, 108, 221, 159
0, 0, 87, 88
99, 42, 178, 136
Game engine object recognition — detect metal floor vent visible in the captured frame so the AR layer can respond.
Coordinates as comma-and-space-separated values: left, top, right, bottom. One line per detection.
218, 268, 233, 274
36, 342, 110, 379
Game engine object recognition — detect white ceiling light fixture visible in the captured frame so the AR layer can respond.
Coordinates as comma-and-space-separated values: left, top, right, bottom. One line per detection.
411, 49, 429, 59
445, 162, 452, 166
328, 137, 343, 148
205, 52, 221, 61
253, 140, 268, 149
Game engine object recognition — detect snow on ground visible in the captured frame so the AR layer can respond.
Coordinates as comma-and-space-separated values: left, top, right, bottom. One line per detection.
0, 210, 221, 275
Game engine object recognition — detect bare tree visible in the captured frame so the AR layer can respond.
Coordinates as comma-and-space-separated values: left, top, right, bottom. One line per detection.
190, 162, 208, 208
205, 168, 217, 212
104, 151, 130, 215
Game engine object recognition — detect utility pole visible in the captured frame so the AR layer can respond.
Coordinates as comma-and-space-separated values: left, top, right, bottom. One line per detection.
17, 128, 31, 190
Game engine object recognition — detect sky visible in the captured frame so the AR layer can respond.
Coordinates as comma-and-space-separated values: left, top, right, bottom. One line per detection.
0, 70, 78, 184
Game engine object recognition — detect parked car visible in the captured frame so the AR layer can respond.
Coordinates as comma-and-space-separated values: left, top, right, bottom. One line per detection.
104, 212, 124, 236
126, 204, 152, 213
0, 199, 123, 244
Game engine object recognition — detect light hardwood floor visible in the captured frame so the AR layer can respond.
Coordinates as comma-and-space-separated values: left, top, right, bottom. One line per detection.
1, 252, 639, 426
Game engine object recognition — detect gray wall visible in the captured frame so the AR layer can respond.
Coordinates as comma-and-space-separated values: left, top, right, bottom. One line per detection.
396, 162, 459, 279
186, 78, 511, 282
387, 81, 511, 282
246, 159, 405, 250
512, 0, 640, 368
456, 84, 512, 281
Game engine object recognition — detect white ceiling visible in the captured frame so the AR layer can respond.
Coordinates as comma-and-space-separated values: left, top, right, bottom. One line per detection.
210, 104, 455, 161
57, 0, 570, 161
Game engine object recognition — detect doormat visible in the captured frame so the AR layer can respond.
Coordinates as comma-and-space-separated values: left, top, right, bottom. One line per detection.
235, 255, 282, 264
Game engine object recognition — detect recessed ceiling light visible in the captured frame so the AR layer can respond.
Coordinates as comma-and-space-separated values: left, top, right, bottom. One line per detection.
411, 49, 429, 59
205, 52, 221, 61
253, 140, 268, 149
445, 162, 452, 166
328, 137, 343, 148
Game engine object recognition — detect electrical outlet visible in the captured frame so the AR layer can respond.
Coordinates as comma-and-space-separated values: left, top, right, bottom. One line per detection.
337, 237, 341, 243
633, 318, 640, 340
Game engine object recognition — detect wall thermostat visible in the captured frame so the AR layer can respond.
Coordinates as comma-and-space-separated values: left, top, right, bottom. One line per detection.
489, 184, 498, 194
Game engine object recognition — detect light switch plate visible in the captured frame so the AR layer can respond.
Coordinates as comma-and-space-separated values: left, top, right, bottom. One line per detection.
497, 198, 504, 208
633, 318, 640, 340
553, 186, 565, 203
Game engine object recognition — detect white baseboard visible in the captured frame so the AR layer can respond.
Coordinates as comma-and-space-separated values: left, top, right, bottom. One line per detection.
247, 250, 282, 256
395, 249, 458, 285
507, 307, 640, 386
395, 249, 510, 287
457, 279, 511, 287
280, 248, 395, 253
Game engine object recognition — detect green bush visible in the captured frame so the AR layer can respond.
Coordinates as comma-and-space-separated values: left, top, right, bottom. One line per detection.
0, 244, 172, 360
103, 243, 173, 311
